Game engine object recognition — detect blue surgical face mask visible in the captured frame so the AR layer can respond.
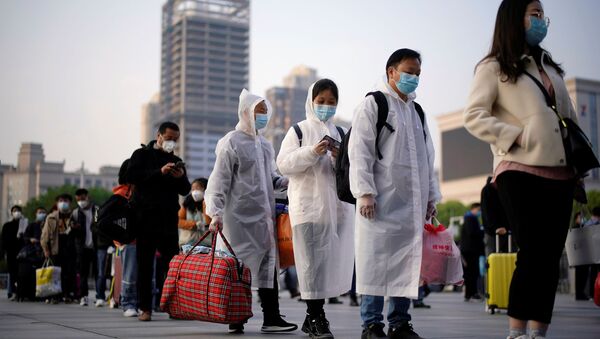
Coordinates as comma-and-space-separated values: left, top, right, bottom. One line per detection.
57, 201, 70, 213
255, 113, 268, 130
525, 16, 548, 46
314, 104, 337, 122
395, 72, 419, 95
36, 213, 47, 222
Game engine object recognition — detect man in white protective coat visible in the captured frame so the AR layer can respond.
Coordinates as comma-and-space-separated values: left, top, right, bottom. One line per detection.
204, 89, 298, 335
277, 79, 355, 338
349, 49, 441, 339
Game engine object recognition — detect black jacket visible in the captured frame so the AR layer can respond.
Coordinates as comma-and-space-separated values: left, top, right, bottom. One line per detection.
1, 220, 21, 260
480, 178, 509, 236
127, 141, 191, 212
460, 212, 485, 256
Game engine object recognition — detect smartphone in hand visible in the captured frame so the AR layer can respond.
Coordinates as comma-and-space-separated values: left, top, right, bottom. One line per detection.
174, 161, 186, 169
320, 135, 341, 151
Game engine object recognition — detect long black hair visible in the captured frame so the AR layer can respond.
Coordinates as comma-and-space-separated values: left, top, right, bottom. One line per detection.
479, 0, 563, 83
183, 178, 208, 213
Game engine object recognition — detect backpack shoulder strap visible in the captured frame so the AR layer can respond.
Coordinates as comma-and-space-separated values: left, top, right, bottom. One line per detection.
366, 91, 394, 160
413, 101, 427, 141
292, 124, 303, 146
335, 126, 345, 140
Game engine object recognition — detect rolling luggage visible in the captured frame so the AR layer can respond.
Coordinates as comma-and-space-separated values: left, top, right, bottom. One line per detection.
160, 230, 252, 324
485, 233, 516, 314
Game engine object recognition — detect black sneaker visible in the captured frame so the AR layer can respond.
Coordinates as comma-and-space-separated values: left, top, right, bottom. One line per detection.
361, 323, 387, 338
301, 314, 334, 338
228, 323, 244, 334
261, 314, 298, 333
349, 295, 359, 307
388, 323, 424, 339
412, 301, 431, 309
328, 297, 343, 304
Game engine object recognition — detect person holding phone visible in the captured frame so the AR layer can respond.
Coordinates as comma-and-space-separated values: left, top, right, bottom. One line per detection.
277, 79, 355, 338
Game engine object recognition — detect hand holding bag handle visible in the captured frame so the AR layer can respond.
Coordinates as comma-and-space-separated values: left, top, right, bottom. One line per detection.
523, 70, 600, 176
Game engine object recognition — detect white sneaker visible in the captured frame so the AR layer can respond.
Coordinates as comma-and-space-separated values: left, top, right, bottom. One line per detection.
80, 296, 88, 306
109, 299, 117, 308
95, 299, 106, 307
123, 309, 138, 317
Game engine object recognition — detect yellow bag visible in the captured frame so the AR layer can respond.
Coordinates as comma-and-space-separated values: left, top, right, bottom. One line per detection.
36, 259, 62, 298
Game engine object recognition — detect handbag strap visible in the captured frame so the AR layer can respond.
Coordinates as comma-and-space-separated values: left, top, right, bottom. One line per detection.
522, 70, 567, 128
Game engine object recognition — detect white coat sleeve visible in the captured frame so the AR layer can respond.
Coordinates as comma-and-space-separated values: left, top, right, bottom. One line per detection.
463, 61, 523, 153
205, 139, 235, 218
276, 127, 320, 176
424, 120, 441, 203
349, 98, 379, 198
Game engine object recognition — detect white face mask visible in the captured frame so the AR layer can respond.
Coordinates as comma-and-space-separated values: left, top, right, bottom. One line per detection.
77, 200, 89, 209
12, 211, 22, 220
191, 190, 204, 202
162, 140, 177, 153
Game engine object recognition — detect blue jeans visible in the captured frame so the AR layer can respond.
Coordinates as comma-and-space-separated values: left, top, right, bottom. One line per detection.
120, 244, 138, 311
95, 249, 108, 300
361, 295, 411, 328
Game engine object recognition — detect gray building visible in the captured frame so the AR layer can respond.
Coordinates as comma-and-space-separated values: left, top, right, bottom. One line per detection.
159, 0, 250, 178
264, 66, 318, 155
140, 93, 160, 145
0, 143, 119, 224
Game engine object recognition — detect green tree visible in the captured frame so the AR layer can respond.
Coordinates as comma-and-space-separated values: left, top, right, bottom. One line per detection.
22, 185, 112, 220
435, 200, 468, 227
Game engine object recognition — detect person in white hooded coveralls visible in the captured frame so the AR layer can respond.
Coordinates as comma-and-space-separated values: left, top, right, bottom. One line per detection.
349, 49, 441, 339
204, 89, 298, 334
277, 79, 355, 339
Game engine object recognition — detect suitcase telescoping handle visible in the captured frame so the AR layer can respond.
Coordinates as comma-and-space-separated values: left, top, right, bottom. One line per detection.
495, 231, 513, 253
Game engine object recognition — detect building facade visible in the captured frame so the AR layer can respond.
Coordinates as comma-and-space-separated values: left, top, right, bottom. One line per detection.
140, 93, 161, 145
264, 66, 318, 155
0, 143, 119, 224
159, 0, 250, 178
437, 77, 600, 204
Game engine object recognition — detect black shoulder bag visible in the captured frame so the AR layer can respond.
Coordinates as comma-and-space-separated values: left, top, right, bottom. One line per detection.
523, 71, 600, 177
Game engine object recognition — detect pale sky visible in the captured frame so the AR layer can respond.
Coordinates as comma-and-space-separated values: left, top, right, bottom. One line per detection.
1, 0, 599, 172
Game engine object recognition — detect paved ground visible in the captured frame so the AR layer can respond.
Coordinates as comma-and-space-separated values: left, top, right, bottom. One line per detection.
0, 290, 598, 339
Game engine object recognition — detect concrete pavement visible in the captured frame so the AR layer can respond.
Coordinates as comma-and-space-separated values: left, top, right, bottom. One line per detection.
0, 290, 598, 338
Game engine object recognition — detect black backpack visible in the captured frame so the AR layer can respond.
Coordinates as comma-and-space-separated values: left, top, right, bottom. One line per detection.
335, 91, 426, 204
95, 192, 137, 244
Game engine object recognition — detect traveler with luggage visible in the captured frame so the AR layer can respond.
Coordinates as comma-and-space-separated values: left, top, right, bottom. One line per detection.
277, 79, 355, 338
464, 1, 581, 337
16, 207, 46, 300
205, 89, 297, 334
178, 177, 210, 247
348, 48, 440, 339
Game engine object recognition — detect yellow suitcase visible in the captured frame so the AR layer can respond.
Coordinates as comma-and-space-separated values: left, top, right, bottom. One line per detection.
485, 234, 516, 314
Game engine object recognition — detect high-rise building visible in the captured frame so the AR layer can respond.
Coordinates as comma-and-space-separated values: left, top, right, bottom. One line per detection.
141, 93, 160, 145
436, 77, 600, 204
159, 0, 250, 178
264, 66, 319, 155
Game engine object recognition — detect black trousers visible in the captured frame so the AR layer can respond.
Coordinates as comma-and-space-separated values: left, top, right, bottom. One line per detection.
136, 209, 179, 312
462, 253, 480, 299
54, 234, 78, 299
257, 270, 281, 321
496, 171, 574, 324
79, 248, 96, 298
306, 299, 325, 317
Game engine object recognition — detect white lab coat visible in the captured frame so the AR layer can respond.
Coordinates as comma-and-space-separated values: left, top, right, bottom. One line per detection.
348, 80, 441, 298
276, 84, 355, 299
205, 89, 281, 289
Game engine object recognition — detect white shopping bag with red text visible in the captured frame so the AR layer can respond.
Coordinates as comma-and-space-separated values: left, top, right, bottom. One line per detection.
420, 219, 464, 285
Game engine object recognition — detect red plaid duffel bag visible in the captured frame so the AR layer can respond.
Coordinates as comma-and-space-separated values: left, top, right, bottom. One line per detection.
160, 230, 252, 324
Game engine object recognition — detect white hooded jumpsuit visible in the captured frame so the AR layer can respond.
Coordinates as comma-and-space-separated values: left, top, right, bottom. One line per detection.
205, 89, 282, 289
276, 84, 355, 299
348, 80, 441, 298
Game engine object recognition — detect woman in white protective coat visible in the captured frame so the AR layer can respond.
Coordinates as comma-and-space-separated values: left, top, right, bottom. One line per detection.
348, 49, 441, 339
204, 89, 298, 335
277, 79, 355, 339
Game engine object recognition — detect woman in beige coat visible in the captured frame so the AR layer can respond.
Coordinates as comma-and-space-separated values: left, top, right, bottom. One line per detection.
464, 1, 579, 338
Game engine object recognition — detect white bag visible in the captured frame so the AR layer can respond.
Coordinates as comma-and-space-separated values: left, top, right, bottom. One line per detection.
565, 224, 600, 267
36, 259, 62, 298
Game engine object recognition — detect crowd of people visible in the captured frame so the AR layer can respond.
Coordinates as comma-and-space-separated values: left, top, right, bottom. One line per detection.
0, 1, 590, 339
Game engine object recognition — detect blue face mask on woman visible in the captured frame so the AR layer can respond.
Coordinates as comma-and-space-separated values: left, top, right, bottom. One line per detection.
525, 16, 548, 46
396, 72, 419, 95
255, 113, 268, 129
314, 105, 337, 121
